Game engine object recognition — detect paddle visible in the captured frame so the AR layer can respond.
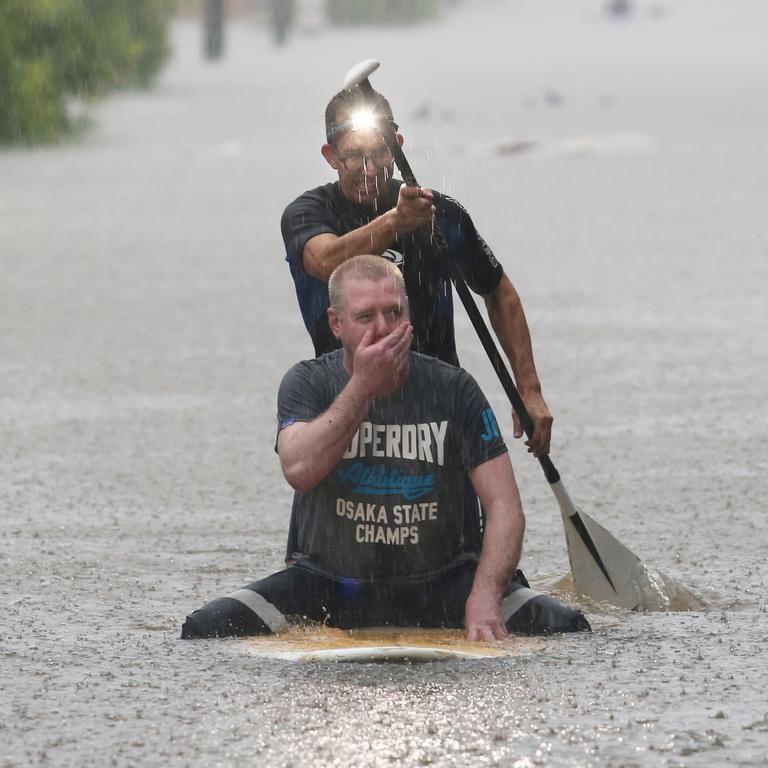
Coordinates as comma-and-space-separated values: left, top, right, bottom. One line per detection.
342, 59, 665, 611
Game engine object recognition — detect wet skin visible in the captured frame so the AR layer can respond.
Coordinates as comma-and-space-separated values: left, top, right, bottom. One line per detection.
319, 117, 435, 232
323, 124, 396, 207
329, 276, 413, 398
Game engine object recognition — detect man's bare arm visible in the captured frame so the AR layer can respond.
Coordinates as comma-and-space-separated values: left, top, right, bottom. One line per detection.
278, 322, 412, 491
303, 221, 397, 282
483, 272, 553, 457
303, 186, 434, 282
464, 453, 526, 641
277, 377, 372, 492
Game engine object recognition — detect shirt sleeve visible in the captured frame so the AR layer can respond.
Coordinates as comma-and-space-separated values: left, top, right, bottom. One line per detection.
432, 192, 504, 296
276, 360, 328, 439
280, 187, 341, 275
455, 369, 508, 471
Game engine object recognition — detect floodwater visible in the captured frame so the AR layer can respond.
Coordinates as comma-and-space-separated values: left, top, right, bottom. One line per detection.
1, 1, 767, 765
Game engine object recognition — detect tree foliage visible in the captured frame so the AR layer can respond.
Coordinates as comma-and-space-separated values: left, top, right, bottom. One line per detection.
0, 0, 176, 143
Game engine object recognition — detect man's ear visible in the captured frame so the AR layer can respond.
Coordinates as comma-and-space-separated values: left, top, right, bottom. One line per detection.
396, 133, 405, 147
328, 307, 342, 339
321, 144, 338, 170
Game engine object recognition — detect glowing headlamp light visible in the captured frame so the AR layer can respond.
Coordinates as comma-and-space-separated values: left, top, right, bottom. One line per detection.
349, 109, 376, 131
327, 109, 399, 142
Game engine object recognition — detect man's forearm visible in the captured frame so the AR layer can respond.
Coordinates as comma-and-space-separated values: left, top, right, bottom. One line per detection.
467, 455, 526, 605
484, 273, 553, 456
484, 273, 542, 396
303, 211, 399, 282
280, 322, 412, 491
470, 496, 524, 602
278, 378, 371, 491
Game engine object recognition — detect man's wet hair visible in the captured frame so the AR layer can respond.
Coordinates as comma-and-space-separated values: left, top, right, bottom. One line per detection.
328, 254, 407, 313
325, 86, 397, 145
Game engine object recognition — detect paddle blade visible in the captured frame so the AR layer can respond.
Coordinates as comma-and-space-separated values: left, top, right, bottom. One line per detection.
549, 480, 694, 611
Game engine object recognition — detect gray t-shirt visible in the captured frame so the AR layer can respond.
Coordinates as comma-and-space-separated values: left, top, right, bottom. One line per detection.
277, 350, 508, 583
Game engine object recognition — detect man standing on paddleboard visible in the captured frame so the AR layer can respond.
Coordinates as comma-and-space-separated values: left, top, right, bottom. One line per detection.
281, 85, 551, 455
280, 83, 552, 557
181, 256, 588, 640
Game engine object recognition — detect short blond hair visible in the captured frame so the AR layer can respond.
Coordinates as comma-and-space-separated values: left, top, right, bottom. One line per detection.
328, 255, 407, 313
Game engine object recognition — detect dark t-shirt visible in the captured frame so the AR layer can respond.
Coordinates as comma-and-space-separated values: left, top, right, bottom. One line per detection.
280, 180, 504, 366
276, 350, 507, 582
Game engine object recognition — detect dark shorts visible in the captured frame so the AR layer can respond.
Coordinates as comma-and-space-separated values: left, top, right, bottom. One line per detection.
181, 563, 590, 639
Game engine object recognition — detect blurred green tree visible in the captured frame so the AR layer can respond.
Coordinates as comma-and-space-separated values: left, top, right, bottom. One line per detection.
0, 0, 176, 143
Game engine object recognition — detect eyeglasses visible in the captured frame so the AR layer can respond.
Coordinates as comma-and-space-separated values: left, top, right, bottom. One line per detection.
335, 149, 394, 173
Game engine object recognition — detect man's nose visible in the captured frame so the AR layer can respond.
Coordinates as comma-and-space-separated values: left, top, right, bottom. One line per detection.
372, 312, 390, 338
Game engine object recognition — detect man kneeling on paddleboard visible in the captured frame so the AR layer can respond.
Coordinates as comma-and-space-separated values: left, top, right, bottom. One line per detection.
181, 256, 589, 640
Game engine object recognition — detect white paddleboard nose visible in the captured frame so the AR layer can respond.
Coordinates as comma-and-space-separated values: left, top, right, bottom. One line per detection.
344, 59, 380, 89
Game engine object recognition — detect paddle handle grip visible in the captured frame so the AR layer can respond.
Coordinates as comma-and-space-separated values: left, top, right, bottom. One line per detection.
358, 78, 561, 487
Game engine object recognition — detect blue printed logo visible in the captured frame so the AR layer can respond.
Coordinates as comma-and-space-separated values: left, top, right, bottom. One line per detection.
480, 408, 500, 442
337, 462, 435, 501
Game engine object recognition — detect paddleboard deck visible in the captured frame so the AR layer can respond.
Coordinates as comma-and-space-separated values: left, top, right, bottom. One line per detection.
243, 626, 546, 663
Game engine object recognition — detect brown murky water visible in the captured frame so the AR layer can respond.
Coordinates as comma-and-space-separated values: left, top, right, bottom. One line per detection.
2, 1, 767, 765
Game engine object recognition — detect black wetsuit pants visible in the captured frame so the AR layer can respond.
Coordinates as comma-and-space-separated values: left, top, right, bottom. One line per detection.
181, 563, 590, 639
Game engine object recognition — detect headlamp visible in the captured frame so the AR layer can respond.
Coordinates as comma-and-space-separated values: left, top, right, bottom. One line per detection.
349, 109, 376, 131
327, 109, 399, 142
